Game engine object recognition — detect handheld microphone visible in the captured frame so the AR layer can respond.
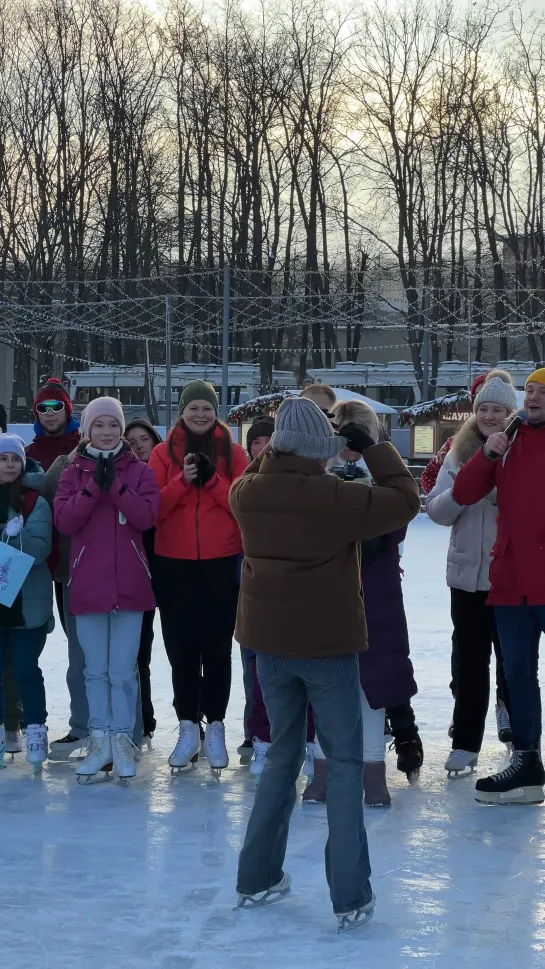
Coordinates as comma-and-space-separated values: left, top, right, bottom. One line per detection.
488, 409, 527, 460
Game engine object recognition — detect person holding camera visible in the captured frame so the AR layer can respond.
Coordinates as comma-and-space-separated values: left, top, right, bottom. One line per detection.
148, 381, 248, 772
54, 398, 159, 782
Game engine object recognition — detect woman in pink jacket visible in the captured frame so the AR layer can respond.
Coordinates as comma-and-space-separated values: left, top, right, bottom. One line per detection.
54, 397, 159, 783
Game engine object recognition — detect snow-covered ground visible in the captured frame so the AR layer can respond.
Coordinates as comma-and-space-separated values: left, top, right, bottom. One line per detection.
2, 515, 545, 969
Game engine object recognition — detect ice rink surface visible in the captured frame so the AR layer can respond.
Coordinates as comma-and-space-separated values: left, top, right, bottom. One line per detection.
2, 515, 545, 969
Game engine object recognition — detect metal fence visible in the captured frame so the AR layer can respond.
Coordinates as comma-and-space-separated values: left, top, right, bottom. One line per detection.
1, 267, 544, 420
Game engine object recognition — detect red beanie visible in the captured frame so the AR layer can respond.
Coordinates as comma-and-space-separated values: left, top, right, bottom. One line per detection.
469, 373, 488, 403
33, 377, 73, 420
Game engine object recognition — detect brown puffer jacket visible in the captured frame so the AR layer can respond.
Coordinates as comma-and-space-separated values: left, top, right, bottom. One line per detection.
229, 442, 420, 658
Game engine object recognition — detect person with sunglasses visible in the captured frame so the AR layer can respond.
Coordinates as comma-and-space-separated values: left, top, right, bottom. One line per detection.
24, 378, 84, 760
299, 382, 336, 417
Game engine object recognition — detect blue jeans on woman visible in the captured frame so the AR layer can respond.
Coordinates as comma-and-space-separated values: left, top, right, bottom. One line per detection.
494, 604, 545, 751
0, 624, 48, 726
236, 652, 372, 915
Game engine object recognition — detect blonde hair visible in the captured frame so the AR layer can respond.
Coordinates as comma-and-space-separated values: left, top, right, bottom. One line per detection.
300, 383, 336, 406
331, 400, 381, 444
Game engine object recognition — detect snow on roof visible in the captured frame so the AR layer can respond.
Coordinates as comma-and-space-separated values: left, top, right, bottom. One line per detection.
399, 390, 472, 426
228, 388, 396, 422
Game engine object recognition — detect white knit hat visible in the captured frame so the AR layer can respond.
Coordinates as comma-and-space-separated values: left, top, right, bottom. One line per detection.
81, 396, 125, 437
0, 433, 26, 469
271, 397, 345, 461
473, 376, 517, 414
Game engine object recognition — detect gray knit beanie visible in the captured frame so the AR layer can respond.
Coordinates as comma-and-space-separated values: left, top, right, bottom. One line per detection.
473, 376, 517, 414
271, 397, 345, 461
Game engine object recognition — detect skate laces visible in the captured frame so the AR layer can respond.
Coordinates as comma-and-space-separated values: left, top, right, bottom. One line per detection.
26, 726, 46, 750
114, 734, 138, 767
490, 752, 523, 781
496, 705, 510, 731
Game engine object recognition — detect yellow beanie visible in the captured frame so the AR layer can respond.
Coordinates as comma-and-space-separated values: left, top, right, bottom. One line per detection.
526, 368, 545, 386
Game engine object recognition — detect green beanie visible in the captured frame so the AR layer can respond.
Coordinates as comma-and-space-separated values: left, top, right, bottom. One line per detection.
179, 379, 219, 415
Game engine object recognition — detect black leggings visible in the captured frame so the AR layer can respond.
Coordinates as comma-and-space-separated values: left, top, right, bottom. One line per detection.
155, 555, 239, 724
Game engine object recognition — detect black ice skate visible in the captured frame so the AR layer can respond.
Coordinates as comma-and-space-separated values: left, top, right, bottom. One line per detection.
475, 751, 545, 805
390, 737, 423, 782
495, 703, 513, 746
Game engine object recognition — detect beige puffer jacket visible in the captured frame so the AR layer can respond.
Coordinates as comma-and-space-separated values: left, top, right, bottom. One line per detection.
425, 418, 498, 593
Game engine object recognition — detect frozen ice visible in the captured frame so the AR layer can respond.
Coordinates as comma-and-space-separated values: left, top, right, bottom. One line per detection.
1, 515, 545, 968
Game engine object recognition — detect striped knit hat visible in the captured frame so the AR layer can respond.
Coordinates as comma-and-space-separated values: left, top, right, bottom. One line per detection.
271, 397, 345, 461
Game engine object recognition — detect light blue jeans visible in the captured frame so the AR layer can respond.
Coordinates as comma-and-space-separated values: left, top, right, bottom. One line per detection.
237, 653, 372, 915
76, 611, 143, 735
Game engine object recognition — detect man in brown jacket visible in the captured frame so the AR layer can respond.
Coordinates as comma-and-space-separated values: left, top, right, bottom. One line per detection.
230, 396, 420, 932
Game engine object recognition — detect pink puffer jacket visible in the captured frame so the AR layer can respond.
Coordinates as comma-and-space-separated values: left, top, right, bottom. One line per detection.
54, 443, 159, 615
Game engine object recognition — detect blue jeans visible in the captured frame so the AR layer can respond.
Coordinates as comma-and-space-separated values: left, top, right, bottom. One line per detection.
494, 605, 544, 751
76, 612, 143, 735
63, 584, 89, 739
236, 653, 372, 915
0, 625, 48, 726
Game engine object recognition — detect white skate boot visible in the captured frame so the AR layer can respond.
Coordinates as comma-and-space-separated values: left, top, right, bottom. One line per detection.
249, 739, 270, 779
495, 703, 513, 746
445, 749, 478, 776
0, 724, 5, 769
5, 728, 22, 759
112, 733, 138, 785
205, 721, 229, 774
235, 873, 291, 910
26, 724, 48, 775
76, 730, 113, 784
303, 742, 315, 778
169, 721, 200, 774
337, 895, 376, 934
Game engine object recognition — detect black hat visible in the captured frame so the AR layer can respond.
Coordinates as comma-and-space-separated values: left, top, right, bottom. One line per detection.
124, 418, 163, 448
246, 415, 275, 456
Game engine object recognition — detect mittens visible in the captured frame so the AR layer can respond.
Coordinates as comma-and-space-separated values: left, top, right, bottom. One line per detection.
5, 515, 24, 538
92, 455, 105, 489
194, 453, 216, 487
103, 453, 116, 491
340, 423, 376, 453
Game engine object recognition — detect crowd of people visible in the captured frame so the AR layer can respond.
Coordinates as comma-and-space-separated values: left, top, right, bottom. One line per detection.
0, 365, 544, 928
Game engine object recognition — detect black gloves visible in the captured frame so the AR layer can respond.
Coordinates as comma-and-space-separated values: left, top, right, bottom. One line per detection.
103, 453, 116, 491
93, 455, 105, 489
92, 453, 116, 490
340, 423, 376, 454
194, 453, 216, 487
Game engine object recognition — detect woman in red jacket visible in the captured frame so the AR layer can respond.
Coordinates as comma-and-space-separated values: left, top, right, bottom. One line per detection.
149, 381, 247, 773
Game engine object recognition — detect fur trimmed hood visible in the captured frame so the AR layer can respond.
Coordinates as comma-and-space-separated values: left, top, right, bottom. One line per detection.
450, 416, 486, 466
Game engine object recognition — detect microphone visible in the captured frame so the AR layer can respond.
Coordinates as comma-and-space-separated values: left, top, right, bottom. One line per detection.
488, 409, 527, 460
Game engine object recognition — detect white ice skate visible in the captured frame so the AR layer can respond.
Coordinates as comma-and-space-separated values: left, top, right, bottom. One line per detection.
303, 742, 315, 778
49, 732, 88, 760
337, 895, 376, 934
205, 721, 229, 774
112, 733, 138, 785
26, 724, 48, 775
234, 873, 291, 910
142, 732, 154, 751
445, 749, 478, 776
0, 724, 5, 769
76, 730, 113, 784
5, 728, 22, 759
169, 721, 200, 774
249, 739, 270, 779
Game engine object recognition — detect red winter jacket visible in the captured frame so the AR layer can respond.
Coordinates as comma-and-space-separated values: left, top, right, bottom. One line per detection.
452, 423, 545, 606
148, 424, 248, 561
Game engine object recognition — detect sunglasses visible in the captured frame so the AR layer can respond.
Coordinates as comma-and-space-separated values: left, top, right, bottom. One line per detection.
36, 400, 65, 414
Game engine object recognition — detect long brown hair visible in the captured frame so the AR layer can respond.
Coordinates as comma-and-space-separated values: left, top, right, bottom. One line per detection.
167, 418, 235, 477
